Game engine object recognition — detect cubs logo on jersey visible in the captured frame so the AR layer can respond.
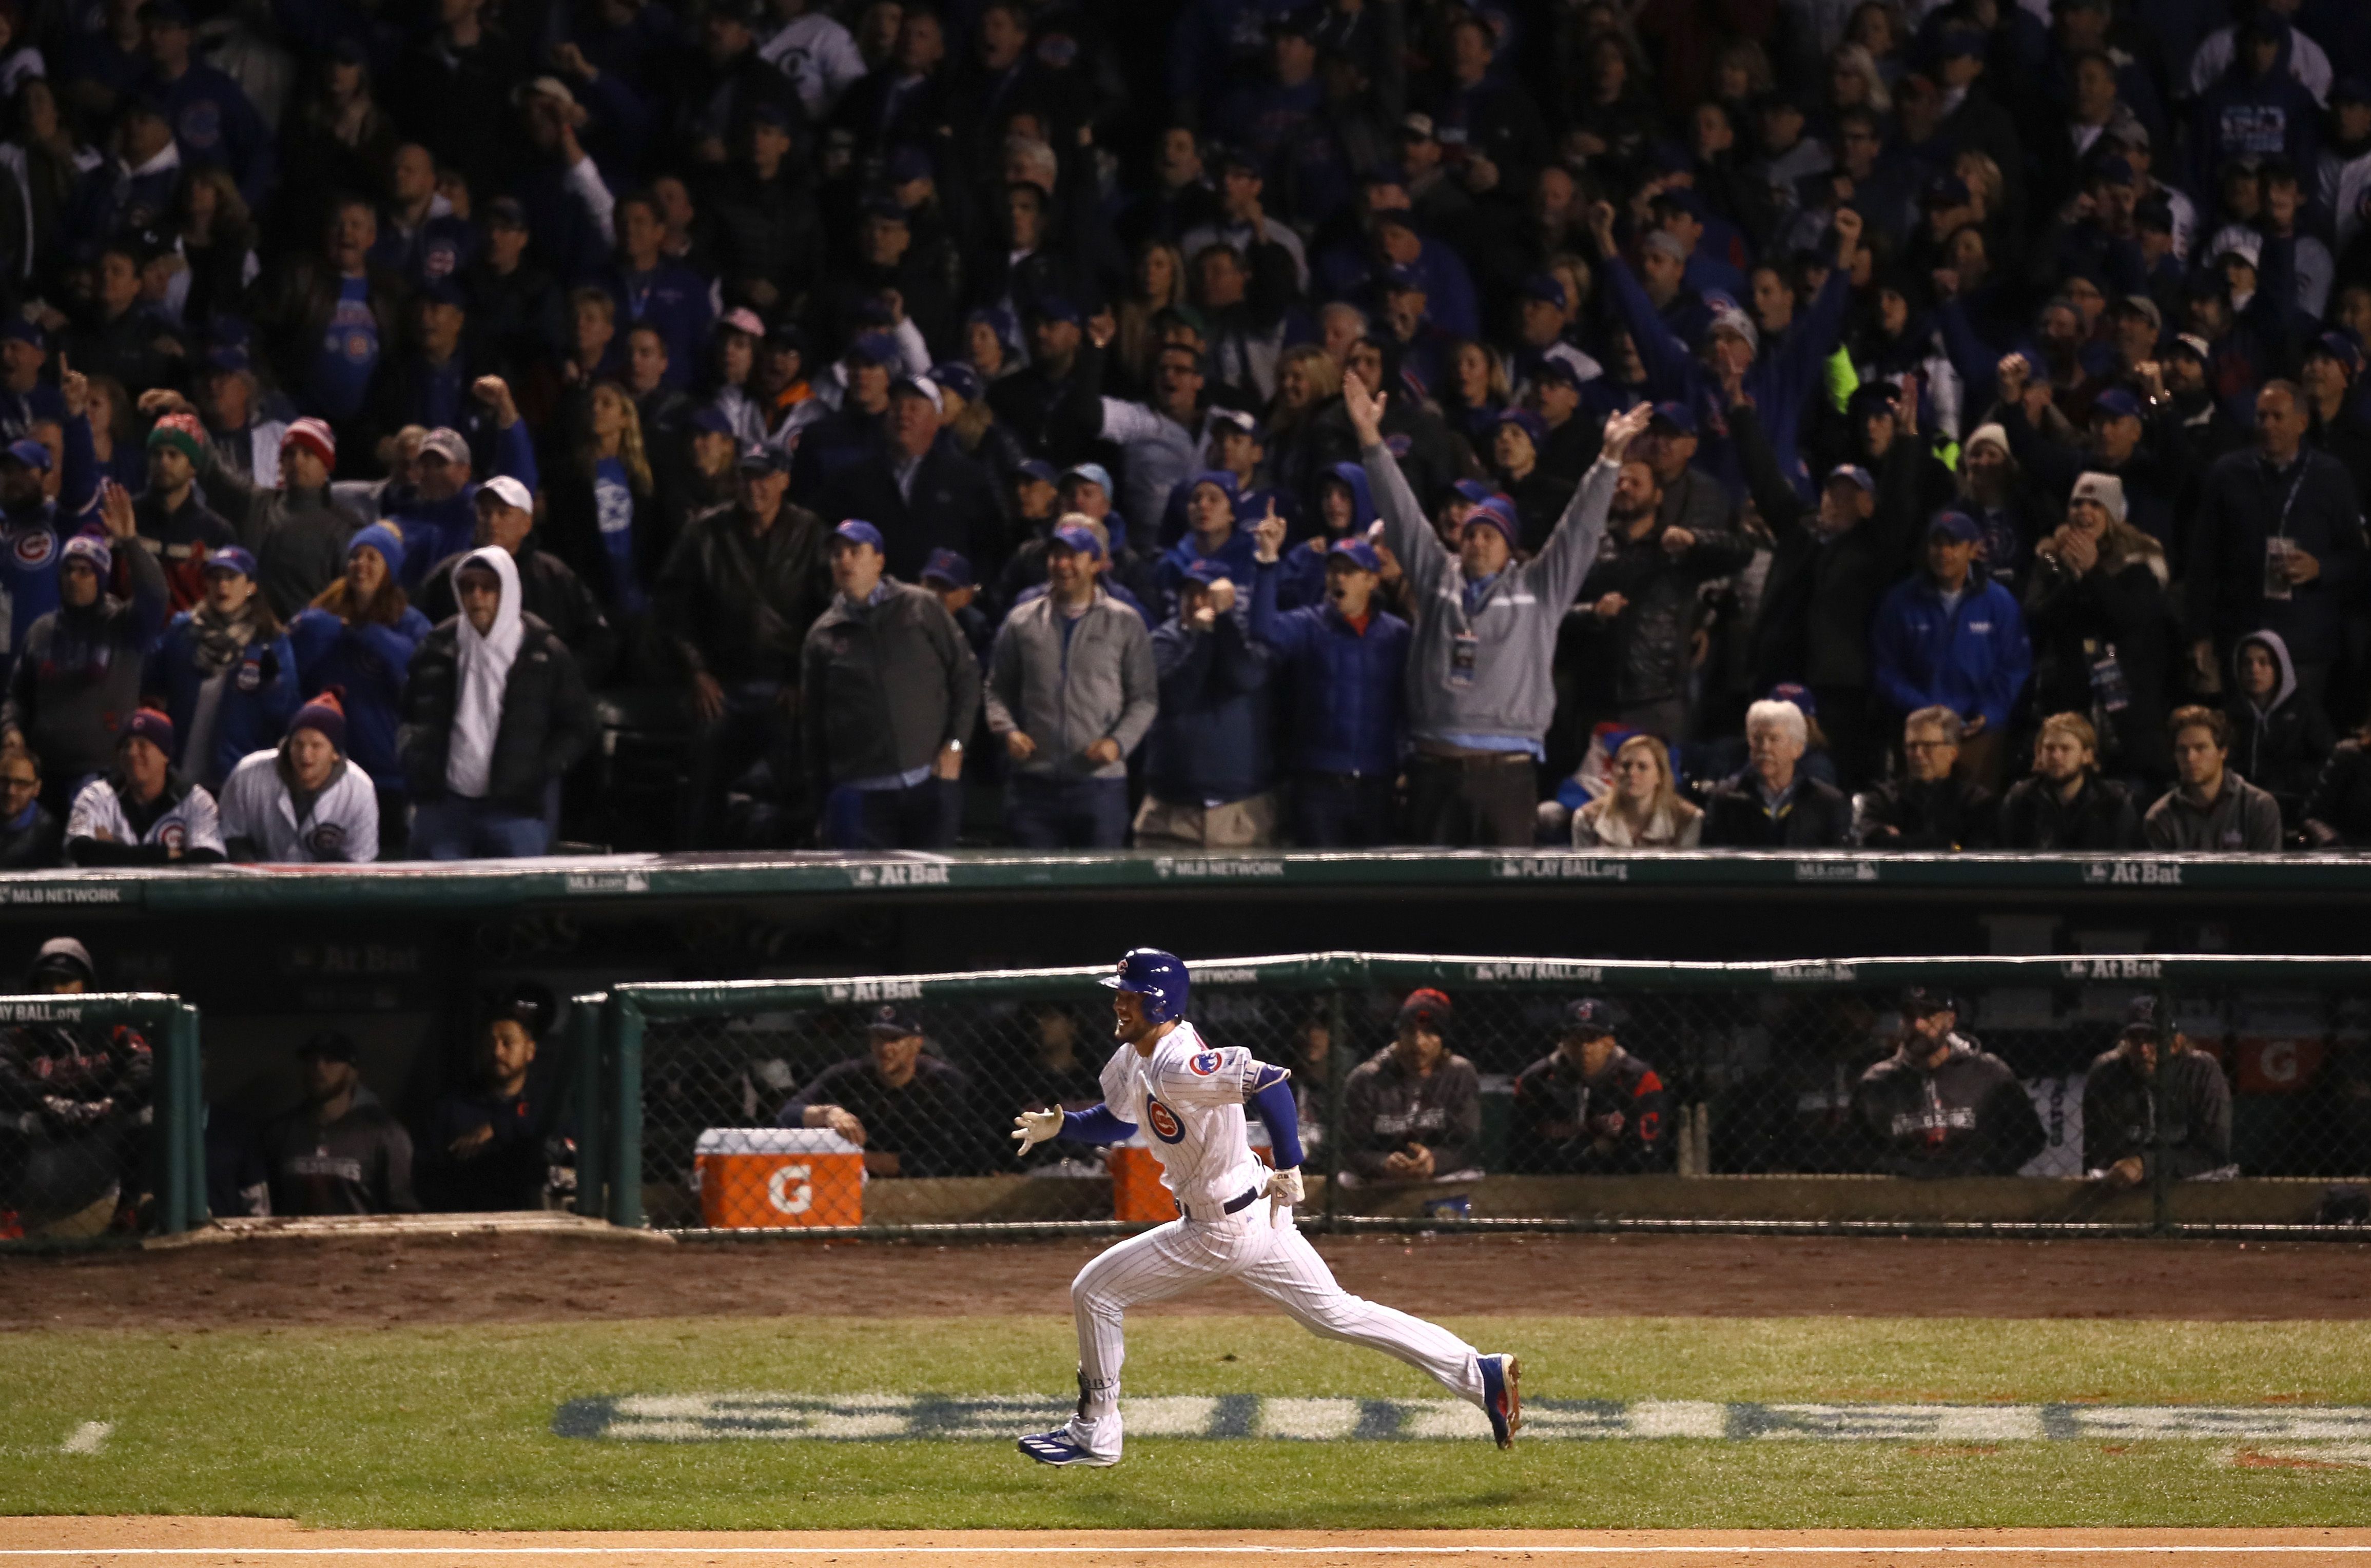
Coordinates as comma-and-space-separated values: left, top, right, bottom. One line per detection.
13, 528, 53, 568
1189, 1051, 1222, 1075
1144, 1097, 1184, 1143
306, 823, 346, 858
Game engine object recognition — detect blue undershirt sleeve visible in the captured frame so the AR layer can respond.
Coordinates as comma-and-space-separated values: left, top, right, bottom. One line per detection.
1249, 1077, 1305, 1169
1061, 1106, 1138, 1144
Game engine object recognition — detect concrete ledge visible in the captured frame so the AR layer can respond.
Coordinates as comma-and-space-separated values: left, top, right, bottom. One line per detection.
145, 1212, 673, 1248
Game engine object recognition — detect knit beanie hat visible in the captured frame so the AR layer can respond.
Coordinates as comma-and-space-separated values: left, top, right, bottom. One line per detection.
122, 707, 174, 755
146, 412, 206, 465
2070, 471, 2127, 523
288, 689, 346, 753
281, 417, 337, 474
348, 521, 406, 582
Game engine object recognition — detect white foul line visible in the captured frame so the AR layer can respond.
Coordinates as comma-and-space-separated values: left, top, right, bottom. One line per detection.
56, 1423, 111, 1456
1, 1547, 2369, 1557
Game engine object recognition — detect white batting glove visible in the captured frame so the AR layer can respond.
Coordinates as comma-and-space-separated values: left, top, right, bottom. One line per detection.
1012, 1107, 1063, 1157
1266, 1166, 1304, 1209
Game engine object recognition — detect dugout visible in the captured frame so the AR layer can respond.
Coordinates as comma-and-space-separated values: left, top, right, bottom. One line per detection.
0, 848, 2366, 1186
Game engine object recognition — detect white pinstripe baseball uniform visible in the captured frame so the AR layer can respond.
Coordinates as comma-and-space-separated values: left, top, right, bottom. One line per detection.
1058, 1022, 1488, 1461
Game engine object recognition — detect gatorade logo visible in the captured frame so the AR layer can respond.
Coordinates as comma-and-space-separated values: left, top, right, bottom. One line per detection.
1145, 1098, 1184, 1144
767, 1163, 813, 1215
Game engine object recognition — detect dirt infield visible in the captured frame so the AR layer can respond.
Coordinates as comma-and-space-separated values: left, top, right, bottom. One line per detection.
4, 1520, 2369, 1567
4, 1230, 2367, 1329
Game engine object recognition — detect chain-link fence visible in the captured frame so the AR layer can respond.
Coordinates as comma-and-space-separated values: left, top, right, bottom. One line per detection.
582, 956, 2371, 1239
0, 993, 204, 1245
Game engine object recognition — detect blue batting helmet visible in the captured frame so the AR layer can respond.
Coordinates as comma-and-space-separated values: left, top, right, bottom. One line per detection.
1101, 948, 1190, 1023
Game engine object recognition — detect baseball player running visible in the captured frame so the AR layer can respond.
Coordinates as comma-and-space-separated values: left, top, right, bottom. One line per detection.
1009, 948, 1519, 1466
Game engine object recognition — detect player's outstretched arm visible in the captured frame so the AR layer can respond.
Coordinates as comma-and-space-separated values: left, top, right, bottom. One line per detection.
1012, 1104, 1139, 1157
1247, 1067, 1305, 1169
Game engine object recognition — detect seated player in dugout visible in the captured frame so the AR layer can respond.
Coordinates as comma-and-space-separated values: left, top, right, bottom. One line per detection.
2083, 995, 2236, 1189
1336, 989, 1483, 1187
420, 990, 568, 1211
1007, 1003, 1109, 1165
0, 937, 153, 1236
260, 1032, 420, 1216
1507, 998, 1672, 1174
780, 1005, 997, 1178
1851, 985, 2046, 1179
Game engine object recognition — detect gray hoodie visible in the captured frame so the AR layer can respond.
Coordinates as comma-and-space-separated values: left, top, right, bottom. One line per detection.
1364, 441, 1616, 747
983, 585, 1159, 780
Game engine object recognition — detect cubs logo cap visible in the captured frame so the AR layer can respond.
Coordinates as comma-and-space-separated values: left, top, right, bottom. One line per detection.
864, 1004, 922, 1038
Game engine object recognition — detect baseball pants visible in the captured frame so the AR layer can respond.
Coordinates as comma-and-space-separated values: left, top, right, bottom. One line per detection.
1064, 1204, 1485, 1458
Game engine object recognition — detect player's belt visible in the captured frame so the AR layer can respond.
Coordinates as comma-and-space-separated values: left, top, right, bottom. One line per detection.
1179, 1187, 1264, 1222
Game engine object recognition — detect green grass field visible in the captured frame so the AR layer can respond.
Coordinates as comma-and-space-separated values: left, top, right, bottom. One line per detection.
5, 1316, 2369, 1530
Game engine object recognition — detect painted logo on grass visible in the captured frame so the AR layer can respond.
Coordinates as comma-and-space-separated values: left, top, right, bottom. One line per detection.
552, 1397, 2371, 1445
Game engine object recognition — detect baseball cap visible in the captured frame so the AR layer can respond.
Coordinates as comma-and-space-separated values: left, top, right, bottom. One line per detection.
2090, 388, 2144, 422
1328, 537, 1382, 573
419, 428, 470, 465
1648, 400, 1697, 436
1399, 111, 1435, 141
2208, 224, 2262, 269
2120, 995, 2163, 1037
929, 362, 983, 403
2116, 293, 2164, 332
2333, 77, 2371, 108
1049, 522, 1104, 560
1015, 458, 1059, 487
1209, 406, 1258, 436
1899, 984, 1955, 1017
1188, 468, 1239, 499
688, 405, 736, 437
1024, 294, 1082, 326
1927, 509, 1981, 543
1767, 681, 1817, 716
832, 519, 885, 552
2169, 332, 2212, 364
1530, 356, 1583, 391
2308, 331, 2365, 380
1397, 987, 1453, 1032
717, 306, 766, 339
1826, 463, 1875, 494
1, 437, 51, 472
889, 373, 941, 406
886, 145, 935, 184
1, 318, 45, 349
1180, 557, 1233, 586
1062, 462, 1114, 494
479, 474, 533, 512
863, 1005, 921, 1039
1452, 477, 1500, 506
1562, 997, 1615, 1040
1921, 172, 1972, 209
483, 196, 529, 231
202, 545, 258, 580
28, 936, 94, 987
297, 1031, 357, 1062
746, 97, 793, 130
921, 548, 973, 587
737, 443, 791, 475
843, 332, 901, 367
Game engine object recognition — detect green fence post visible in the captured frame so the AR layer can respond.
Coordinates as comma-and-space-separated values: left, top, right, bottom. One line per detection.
157, 1003, 200, 1234
569, 995, 607, 1220
606, 994, 644, 1228
2152, 984, 2174, 1237
1328, 987, 1347, 1233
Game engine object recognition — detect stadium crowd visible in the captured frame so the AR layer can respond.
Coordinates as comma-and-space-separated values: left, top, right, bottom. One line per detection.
0, 0, 2360, 860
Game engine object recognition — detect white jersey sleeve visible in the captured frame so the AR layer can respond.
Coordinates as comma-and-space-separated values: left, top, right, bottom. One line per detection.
65, 777, 128, 843
172, 785, 225, 857
1154, 1042, 1264, 1109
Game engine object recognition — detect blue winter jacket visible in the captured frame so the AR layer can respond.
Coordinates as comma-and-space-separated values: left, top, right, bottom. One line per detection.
1248, 556, 1407, 777
287, 605, 434, 793
1145, 608, 1276, 806
1152, 525, 1262, 619
147, 615, 301, 786
1869, 572, 2033, 731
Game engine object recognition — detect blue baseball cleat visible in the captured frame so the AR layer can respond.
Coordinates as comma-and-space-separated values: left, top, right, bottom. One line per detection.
1017, 1427, 1117, 1467
1479, 1353, 1522, 1449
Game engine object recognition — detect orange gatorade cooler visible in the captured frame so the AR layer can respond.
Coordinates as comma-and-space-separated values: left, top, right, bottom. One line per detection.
1110, 1125, 1273, 1223
1110, 1143, 1178, 1223
694, 1128, 864, 1228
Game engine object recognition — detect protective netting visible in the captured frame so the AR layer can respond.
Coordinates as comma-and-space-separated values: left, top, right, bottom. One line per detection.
0, 994, 204, 1245
606, 957, 2371, 1237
